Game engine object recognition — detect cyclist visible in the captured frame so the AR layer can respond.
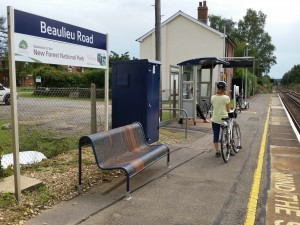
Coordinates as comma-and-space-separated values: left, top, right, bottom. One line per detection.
211, 81, 235, 157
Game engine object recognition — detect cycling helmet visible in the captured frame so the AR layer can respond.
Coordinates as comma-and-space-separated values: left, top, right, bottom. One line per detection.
217, 81, 227, 89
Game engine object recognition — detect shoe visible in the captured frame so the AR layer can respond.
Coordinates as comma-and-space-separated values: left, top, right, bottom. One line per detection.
204, 119, 210, 123
230, 149, 235, 156
215, 151, 221, 157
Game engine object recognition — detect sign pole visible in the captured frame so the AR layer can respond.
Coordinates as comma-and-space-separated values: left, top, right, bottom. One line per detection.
7, 6, 21, 203
104, 34, 109, 131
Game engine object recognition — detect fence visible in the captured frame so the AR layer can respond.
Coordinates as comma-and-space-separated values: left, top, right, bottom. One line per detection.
161, 88, 180, 121
0, 86, 111, 173
0, 87, 180, 176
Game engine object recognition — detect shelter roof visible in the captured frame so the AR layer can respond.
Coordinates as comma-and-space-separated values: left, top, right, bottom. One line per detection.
177, 57, 229, 69
178, 57, 255, 69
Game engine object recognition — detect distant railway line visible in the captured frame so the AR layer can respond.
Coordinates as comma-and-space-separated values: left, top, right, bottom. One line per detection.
277, 87, 300, 133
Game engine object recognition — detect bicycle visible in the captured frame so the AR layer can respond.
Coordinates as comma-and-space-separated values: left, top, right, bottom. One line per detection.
220, 109, 242, 163
199, 99, 212, 119
236, 95, 243, 113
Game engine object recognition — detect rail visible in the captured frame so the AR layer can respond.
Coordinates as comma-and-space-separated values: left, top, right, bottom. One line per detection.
277, 87, 300, 133
160, 108, 188, 139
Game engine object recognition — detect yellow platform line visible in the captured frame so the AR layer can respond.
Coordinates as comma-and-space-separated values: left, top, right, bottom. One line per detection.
244, 96, 271, 225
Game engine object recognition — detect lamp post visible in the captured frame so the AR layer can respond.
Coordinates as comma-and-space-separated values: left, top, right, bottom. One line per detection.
154, 0, 162, 118
245, 43, 249, 101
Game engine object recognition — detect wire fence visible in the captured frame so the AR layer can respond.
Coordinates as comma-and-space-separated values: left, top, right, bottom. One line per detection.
161, 88, 180, 121
0, 86, 111, 173
0, 87, 179, 177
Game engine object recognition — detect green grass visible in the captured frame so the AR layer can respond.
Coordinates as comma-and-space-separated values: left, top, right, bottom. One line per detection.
17, 86, 34, 92
25, 184, 51, 205
0, 192, 15, 208
161, 111, 179, 121
0, 121, 13, 154
16, 92, 105, 101
17, 92, 34, 97
0, 121, 78, 158
19, 127, 78, 158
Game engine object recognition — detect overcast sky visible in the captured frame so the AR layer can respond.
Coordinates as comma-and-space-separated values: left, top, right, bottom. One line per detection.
1, 0, 299, 79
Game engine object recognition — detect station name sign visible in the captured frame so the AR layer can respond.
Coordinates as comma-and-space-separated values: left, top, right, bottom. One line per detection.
40, 21, 94, 44
14, 9, 107, 69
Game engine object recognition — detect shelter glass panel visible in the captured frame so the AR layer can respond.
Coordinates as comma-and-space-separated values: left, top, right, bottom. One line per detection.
200, 69, 210, 82
182, 66, 193, 81
200, 83, 209, 97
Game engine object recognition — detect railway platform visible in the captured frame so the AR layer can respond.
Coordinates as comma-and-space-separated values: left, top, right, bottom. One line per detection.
266, 92, 300, 224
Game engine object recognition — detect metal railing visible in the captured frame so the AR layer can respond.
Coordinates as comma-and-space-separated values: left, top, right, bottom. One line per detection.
160, 108, 188, 139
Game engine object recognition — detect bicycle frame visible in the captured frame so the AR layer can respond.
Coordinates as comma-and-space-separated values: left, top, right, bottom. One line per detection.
221, 117, 234, 144
220, 109, 241, 163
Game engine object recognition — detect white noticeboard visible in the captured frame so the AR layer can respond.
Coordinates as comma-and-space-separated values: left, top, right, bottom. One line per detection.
35, 76, 41, 83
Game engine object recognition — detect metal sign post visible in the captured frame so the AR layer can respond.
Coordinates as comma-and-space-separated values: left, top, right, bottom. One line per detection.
7, 6, 21, 203
104, 34, 109, 131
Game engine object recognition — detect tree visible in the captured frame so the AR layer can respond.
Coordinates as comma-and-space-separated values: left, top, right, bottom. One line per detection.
0, 16, 7, 58
209, 9, 277, 77
208, 15, 236, 37
109, 51, 130, 63
235, 9, 276, 75
281, 65, 300, 85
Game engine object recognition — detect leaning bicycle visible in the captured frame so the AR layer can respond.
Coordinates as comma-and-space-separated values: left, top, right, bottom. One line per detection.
220, 109, 242, 163
236, 95, 243, 113
200, 99, 212, 119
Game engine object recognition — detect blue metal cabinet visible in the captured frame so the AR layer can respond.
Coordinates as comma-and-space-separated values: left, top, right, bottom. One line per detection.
112, 59, 161, 144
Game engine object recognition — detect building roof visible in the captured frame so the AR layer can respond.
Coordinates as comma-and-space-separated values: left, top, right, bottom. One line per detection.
136, 10, 225, 42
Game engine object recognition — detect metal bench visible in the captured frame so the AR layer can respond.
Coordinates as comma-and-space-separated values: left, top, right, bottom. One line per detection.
78, 122, 170, 199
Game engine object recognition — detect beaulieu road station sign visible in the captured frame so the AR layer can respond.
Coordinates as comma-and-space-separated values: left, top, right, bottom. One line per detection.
14, 9, 108, 69
7, 7, 109, 202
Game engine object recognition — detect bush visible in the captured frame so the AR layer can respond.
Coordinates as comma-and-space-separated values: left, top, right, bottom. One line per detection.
232, 68, 258, 97
32, 65, 110, 89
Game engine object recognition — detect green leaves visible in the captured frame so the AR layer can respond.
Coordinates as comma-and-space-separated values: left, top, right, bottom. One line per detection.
281, 64, 300, 85
209, 9, 277, 76
0, 16, 7, 57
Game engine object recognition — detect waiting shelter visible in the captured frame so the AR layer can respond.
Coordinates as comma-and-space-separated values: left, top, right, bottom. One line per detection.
177, 57, 229, 125
177, 57, 255, 125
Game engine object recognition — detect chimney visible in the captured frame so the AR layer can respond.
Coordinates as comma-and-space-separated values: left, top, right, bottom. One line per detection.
198, 1, 208, 24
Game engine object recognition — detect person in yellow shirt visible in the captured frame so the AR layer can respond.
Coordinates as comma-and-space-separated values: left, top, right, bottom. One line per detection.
211, 81, 234, 157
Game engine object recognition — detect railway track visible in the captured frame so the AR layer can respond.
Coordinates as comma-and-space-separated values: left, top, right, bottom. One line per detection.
276, 87, 300, 133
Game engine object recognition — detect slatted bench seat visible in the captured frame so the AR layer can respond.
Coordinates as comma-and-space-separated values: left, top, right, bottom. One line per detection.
78, 122, 170, 199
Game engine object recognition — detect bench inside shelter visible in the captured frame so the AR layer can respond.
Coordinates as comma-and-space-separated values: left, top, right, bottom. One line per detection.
78, 122, 170, 199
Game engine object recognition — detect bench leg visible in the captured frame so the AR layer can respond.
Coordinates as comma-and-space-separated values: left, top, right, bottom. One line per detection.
125, 192, 132, 200
167, 152, 171, 168
78, 145, 83, 194
125, 174, 132, 200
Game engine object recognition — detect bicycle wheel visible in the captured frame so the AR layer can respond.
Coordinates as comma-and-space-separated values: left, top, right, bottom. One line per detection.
237, 99, 242, 113
232, 122, 242, 153
208, 104, 213, 118
201, 104, 208, 119
220, 128, 230, 163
